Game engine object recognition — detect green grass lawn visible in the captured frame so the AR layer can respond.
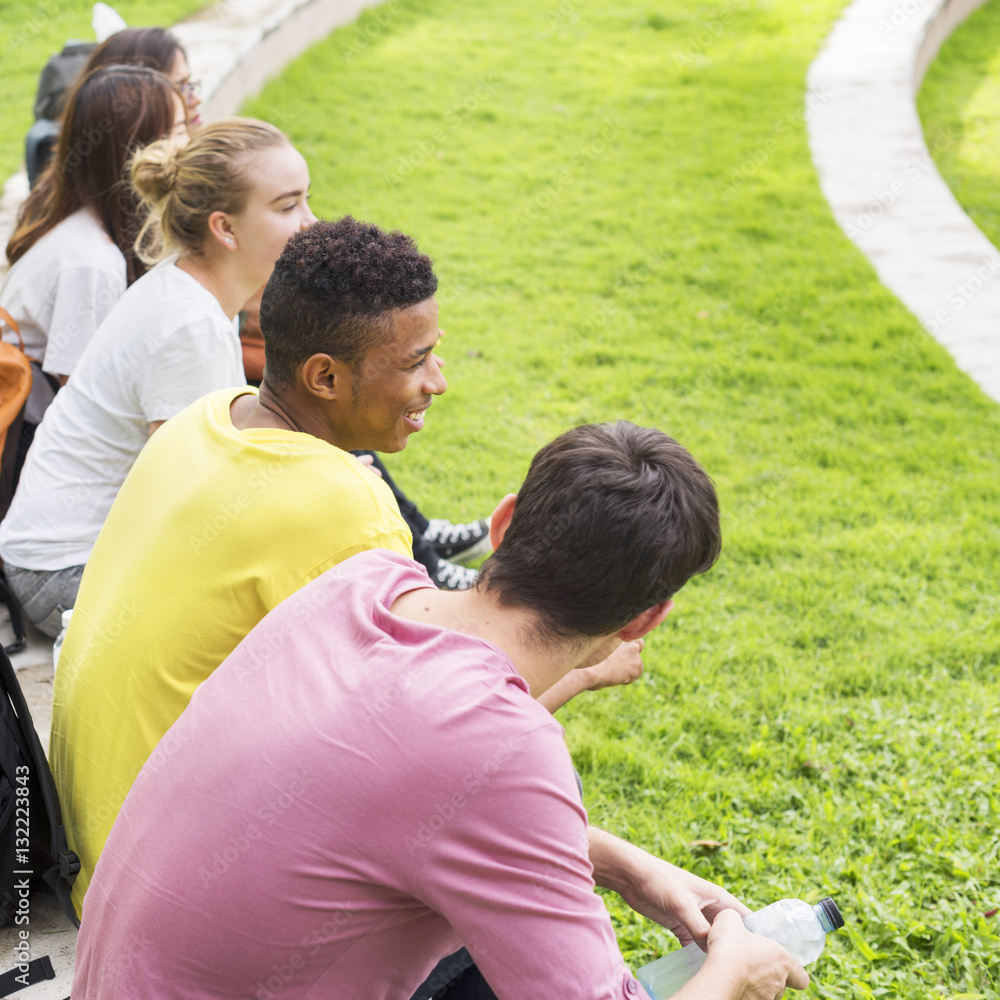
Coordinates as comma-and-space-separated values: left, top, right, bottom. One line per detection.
242, 1, 1000, 996
6, 0, 998, 994
919, 0, 1000, 250
0, 0, 205, 184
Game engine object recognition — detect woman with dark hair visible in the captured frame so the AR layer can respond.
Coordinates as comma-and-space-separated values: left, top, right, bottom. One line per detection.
83, 26, 203, 130
0, 64, 187, 513
25, 27, 203, 186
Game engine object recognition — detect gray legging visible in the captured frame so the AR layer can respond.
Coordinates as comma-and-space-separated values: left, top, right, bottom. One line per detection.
4, 562, 84, 638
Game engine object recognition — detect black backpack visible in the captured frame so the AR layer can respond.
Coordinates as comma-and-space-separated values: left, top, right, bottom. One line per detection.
33, 41, 96, 122
0, 644, 79, 931
0, 569, 27, 657
26, 41, 96, 188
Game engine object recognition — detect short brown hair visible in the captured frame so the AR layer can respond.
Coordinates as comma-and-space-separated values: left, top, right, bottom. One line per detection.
478, 422, 721, 639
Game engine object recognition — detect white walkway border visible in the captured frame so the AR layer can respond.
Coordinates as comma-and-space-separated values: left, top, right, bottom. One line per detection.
0, 1, 388, 992
807, 0, 1000, 404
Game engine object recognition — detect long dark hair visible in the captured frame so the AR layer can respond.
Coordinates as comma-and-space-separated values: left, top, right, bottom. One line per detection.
82, 26, 185, 76
7, 64, 180, 284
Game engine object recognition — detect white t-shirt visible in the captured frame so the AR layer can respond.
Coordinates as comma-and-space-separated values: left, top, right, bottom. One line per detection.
0, 261, 245, 571
0, 207, 126, 376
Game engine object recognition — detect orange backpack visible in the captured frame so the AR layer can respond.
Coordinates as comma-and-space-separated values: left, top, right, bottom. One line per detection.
0, 308, 33, 460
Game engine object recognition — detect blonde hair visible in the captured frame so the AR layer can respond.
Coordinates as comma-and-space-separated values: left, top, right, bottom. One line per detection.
131, 117, 288, 265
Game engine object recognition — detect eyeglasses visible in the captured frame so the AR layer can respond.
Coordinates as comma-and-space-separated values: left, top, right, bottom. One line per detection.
178, 79, 202, 99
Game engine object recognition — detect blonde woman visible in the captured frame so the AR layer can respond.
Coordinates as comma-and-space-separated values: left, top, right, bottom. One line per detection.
0, 118, 315, 634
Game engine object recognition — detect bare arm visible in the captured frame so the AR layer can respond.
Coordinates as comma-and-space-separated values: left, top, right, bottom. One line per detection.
537, 640, 645, 713
587, 826, 749, 949
586, 828, 809, 1000
148, 420, 166, 438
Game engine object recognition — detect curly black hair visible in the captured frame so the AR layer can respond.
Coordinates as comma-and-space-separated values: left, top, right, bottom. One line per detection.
259, 216, 438, 390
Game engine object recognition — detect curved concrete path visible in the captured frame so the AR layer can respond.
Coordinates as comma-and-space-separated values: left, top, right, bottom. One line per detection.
807, 0, 1000, 404
0, 0, 387, 992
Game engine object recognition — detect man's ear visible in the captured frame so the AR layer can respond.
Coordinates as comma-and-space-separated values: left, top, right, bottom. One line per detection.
618, 599, 674, 642
488, 493, 517, 550
299, 354, 350, 401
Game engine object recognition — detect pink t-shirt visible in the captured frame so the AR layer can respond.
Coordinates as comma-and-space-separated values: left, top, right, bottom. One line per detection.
73, 549, 642, 1000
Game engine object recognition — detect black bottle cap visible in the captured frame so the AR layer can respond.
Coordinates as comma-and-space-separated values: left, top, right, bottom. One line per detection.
818, 896, 844, 929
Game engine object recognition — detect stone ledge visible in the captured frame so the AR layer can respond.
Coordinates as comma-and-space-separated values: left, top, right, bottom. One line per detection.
807, 0, 999, 404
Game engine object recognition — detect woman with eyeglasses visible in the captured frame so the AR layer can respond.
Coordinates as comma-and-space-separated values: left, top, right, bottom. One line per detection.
82, 26, 204, 129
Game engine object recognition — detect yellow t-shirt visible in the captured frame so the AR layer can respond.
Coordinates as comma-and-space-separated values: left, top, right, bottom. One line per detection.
51, 387, 412, 916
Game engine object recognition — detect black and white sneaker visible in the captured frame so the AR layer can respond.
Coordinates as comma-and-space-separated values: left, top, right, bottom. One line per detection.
423, 518, 492, 564
432, 559, 479, 591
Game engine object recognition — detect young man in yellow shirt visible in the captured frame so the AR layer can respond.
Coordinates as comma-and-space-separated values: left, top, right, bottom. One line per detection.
51, 216, 642, 917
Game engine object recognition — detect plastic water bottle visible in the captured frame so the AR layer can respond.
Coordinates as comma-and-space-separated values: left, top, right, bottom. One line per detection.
636, 897, 844, 999
52, 608, 73, 672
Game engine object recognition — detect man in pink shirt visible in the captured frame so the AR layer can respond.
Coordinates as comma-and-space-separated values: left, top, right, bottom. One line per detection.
73, 422, 809, 1000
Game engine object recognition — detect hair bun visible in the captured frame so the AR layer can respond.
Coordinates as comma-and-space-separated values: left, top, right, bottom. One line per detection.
159, 146, 181, 189
130, 138, 182, 203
